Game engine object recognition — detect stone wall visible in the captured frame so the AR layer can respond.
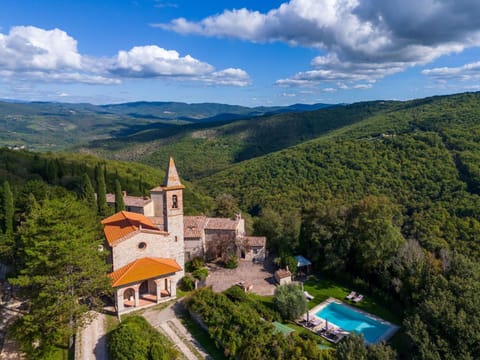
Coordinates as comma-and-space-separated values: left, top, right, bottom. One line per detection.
204, 229, 236, 260
112, 231, 184, 279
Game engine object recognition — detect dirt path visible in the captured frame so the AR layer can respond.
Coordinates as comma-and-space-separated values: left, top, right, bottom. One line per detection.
75, 312, 108, 360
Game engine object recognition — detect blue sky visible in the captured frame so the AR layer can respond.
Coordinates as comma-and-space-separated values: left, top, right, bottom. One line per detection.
1, 0, 480, 106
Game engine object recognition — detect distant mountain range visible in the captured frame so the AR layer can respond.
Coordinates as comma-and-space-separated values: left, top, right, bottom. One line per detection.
0, 100, 332, 150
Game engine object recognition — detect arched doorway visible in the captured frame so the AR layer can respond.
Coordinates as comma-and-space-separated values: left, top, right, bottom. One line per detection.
139, 279, 157, 304
123, 288, 135, 308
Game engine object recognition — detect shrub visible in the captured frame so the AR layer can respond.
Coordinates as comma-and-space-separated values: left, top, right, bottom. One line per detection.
223, 287, 281, 322
192, 257, 205, 270
185, 257, 206, 272
224, 285, 248, 302
224, 254, 238, 269
275, 254, 298, 275
180, 275, 196, 291
107, 316, 178, 360
185, 260, 194, 273
192, 268, 209, 281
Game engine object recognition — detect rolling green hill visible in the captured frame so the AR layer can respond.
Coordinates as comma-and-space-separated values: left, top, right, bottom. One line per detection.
80, 101, 400, 179
0, 100, 330, 151
197, 92, 480, 257
4, 92, 480, 359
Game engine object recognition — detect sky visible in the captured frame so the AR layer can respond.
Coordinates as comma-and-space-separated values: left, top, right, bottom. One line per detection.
1, 0, 480, 106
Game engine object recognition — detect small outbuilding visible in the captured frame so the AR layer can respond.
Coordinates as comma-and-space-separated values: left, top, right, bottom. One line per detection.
274, 268, 292, 285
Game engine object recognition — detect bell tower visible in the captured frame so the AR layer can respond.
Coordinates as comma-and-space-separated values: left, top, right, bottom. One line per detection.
150, 157, 185, 274
161, 157, 184, 233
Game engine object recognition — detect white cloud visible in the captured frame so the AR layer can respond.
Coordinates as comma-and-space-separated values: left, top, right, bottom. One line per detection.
158, 0, 480, 89
110, 45, 214, 77
108, 46, 250, 86
280, 92, 297, 97
422, 61, 480, 82
0, 26, 81, 71
0, 26, 116, 84
0, 26, 250, 88
204, 68, 251, 86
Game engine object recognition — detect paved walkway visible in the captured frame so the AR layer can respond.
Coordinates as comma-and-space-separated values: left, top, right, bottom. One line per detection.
0, 300, 24, 360
143, 302, 212, 360
75, 312, 108, 360
74, 301, 212, 360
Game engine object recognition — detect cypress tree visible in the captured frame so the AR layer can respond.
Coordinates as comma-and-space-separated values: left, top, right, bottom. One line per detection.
2, 181, 14, 235
80, 173, 97, 211
114, 179, 125, 213
55, 158, 65, 179
45, 159, 58, 183
96, 164, 108, 216
138, 176, 144, 195
0, 181, 15, 265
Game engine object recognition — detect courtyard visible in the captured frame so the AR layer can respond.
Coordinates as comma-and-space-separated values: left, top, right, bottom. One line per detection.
205, 258, 276, 296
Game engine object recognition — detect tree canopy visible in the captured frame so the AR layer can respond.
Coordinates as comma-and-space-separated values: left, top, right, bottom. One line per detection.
10, 194, 111, 358
273, 283, 308, 321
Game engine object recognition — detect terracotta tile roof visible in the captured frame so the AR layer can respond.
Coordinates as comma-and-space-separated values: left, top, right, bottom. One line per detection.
275, 269, 292, 279
106, 193, 152, 208
205, 217, 240, 231
109, 257, 182, 287
184, 216, 207, 238
101, 211, 160, 246
148, 216, 164, 227
150, 186, 164, 192
242, 236, 266, 247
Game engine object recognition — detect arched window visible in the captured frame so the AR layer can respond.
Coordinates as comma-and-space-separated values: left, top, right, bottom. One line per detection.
172, 194, 178, 209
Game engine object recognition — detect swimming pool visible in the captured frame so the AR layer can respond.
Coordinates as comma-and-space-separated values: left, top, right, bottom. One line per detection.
315, 302, 395, 344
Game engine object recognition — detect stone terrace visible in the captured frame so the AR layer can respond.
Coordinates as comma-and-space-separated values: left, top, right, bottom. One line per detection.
205, 258, 276, 296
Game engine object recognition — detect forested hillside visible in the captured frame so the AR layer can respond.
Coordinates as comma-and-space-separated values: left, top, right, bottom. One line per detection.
2, 92, 480, 358
198, 93, 480, 256
0, 149, 214, 215
195, 92, 480, 358
81, 101, 398, 179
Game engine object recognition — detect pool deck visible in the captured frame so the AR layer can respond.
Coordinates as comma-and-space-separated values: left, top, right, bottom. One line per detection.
301, 297, 399, 344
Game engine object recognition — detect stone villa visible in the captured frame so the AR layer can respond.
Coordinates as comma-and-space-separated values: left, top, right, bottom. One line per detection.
102, 157, 266, 313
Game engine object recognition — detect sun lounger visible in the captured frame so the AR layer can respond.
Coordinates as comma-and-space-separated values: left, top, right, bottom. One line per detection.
309, 317, 322, 327
304, 291, 314, 300
346, 291, 356, 300
353, 294, 364, 303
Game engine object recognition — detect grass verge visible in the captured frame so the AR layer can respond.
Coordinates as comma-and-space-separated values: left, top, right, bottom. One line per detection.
180, 314, 228, 360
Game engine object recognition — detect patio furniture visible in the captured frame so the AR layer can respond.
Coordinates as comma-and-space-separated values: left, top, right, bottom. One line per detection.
346, 291, 356, 300
309, 317, 322, 327
353, 294, 364, 303
304, 291, 314, 300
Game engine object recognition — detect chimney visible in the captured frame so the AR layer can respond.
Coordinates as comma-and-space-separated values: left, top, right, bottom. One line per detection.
286, 265, 289, 272
122, 191, 127, 197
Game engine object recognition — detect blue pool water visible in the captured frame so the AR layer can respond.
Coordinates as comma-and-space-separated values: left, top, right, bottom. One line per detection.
315, 302, 393, 344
